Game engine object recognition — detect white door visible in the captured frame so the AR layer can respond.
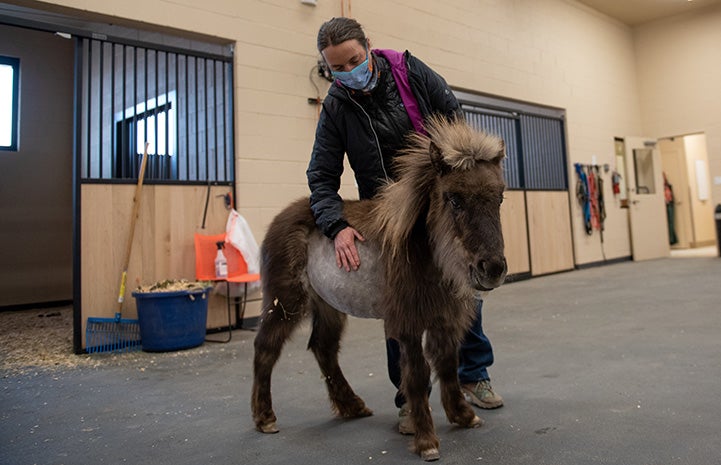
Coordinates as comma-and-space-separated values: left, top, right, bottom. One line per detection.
623, 137, 670, 261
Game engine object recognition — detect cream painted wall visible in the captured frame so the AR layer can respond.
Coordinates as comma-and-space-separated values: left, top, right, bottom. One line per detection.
26, 0, 653, 267
635, 4, 721, 214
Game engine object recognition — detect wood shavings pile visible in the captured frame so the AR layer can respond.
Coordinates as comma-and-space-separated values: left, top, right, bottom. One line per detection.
0, 305, 97, 375
135, 279, 213, 293
0, 303, 237, 377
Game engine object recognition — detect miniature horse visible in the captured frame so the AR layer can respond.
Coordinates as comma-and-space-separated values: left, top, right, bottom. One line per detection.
251, 116, 507, 461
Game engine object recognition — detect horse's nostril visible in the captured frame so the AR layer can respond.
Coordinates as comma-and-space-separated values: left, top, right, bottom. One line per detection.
479, 258, 506, 278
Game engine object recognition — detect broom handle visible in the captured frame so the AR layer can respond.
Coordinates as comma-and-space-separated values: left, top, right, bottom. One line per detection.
117, 143, 150, 314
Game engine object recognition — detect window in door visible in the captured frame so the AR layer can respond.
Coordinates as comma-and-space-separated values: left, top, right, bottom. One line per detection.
633, 148, 656, 194
0, 56, 20, 152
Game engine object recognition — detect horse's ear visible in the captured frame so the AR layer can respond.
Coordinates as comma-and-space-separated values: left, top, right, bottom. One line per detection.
491, 140, 506, 165
429, 141, 451, 176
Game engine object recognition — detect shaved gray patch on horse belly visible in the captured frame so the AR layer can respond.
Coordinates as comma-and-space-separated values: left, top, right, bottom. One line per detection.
306, 234, 384, 319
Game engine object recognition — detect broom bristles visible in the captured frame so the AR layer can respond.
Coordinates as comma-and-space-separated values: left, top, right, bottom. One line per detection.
86, 317, 141, 354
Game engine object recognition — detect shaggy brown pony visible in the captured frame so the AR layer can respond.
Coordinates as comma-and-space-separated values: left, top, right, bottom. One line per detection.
251, 116, 507, 461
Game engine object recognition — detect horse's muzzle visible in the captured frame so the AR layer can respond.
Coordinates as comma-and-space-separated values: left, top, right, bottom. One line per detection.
469, 257, 507, 291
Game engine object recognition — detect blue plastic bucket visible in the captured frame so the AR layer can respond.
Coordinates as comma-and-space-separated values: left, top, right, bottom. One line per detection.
132, 287, 210, 352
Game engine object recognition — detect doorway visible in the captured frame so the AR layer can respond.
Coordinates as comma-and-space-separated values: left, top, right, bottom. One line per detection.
0, 24, 74, 309
658, 134, 716, 250
615, 136, 669, 261
615, 133, 716, 262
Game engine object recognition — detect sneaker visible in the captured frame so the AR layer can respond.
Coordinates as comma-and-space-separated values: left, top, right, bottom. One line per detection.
461, 380, 504, 409
398, 403, 415, 435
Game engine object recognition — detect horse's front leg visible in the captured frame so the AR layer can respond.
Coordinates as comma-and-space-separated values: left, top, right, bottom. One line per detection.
425, 327, 482, 429
399, 334, 440, 461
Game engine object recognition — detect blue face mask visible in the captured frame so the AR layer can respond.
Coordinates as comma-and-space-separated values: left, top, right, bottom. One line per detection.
331, 49, 373, 90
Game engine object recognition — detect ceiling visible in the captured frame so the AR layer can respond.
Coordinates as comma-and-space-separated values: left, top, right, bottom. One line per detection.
576, 0, 721, 25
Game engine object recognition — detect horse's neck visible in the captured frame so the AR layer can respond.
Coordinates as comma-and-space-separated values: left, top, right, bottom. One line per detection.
370, 185, 432, 258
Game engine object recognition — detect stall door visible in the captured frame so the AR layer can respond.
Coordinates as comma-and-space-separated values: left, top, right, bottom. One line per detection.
623, 137, 670, 261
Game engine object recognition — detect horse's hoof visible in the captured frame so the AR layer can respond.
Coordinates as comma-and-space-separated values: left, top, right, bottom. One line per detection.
470, 415, 484, 428
337, 404, 373, 418
421, 448, 440, 461
257, 421, 279, 434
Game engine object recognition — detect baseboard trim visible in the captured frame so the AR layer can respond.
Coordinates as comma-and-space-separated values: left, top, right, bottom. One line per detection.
575, 255, 632, 270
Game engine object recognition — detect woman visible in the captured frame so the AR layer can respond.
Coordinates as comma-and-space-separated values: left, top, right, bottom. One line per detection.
307, 17, 503, 434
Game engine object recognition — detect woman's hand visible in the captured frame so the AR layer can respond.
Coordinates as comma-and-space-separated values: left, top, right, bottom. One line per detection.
334, 226, 365, 271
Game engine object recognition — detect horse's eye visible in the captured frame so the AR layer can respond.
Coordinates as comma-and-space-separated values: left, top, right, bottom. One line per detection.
447, 194, 462, 210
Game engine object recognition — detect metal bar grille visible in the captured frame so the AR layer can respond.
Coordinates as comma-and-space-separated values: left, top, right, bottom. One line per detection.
520, 115, 567, 190
464, 109, 522, 189
461, 104, 567, 191
79, 37, 233, 184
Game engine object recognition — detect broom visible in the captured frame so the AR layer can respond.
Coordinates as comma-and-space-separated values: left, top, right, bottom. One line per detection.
86, 143, 149, 353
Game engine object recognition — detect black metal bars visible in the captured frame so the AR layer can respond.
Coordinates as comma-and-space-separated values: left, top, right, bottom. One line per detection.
79, 37, 233, 184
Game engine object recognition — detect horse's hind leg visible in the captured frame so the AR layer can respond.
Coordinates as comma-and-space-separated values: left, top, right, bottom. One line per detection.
251, 295, 307, 433
308, 298, 373, 419
425, 327, 481, 430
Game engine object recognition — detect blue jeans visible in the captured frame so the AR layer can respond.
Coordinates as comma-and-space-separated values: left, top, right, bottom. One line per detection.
386, 300, 494, 407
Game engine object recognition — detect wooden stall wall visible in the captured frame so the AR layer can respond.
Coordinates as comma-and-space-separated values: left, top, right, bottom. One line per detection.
500, 190, 530, 277
80, 184, 260, 348
500, 190, 574, 279
526, 191, 575, 276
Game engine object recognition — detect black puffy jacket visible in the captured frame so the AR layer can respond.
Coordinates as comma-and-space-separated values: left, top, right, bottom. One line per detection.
307, 50, 461, 238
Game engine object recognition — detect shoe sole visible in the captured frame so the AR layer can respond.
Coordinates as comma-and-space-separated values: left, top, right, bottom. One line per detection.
463, 390, 504, 409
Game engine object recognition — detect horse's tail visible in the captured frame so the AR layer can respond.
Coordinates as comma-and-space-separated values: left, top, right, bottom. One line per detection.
259, 197, 317, 319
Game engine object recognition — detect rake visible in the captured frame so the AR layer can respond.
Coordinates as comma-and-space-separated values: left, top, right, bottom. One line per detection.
86, 144, 149, 354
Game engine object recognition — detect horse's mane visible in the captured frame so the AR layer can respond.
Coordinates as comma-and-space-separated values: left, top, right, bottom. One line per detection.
369, 115, 504, 257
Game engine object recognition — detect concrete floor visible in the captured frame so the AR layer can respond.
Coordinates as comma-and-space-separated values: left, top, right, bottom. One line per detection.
2, 256, 720, 465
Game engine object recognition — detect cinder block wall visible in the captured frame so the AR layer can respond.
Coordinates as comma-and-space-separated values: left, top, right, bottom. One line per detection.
635, 4, 721, 210
32, 0, 721, 270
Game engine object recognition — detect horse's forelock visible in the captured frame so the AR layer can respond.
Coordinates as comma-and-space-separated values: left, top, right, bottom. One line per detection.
423, 116, 505, 170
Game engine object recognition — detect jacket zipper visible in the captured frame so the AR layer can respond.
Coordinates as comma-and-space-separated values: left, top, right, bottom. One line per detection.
344, 88, 390, 182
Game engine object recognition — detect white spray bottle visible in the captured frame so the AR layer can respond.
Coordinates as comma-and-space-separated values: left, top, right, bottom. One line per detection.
214, 241, 228, 279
